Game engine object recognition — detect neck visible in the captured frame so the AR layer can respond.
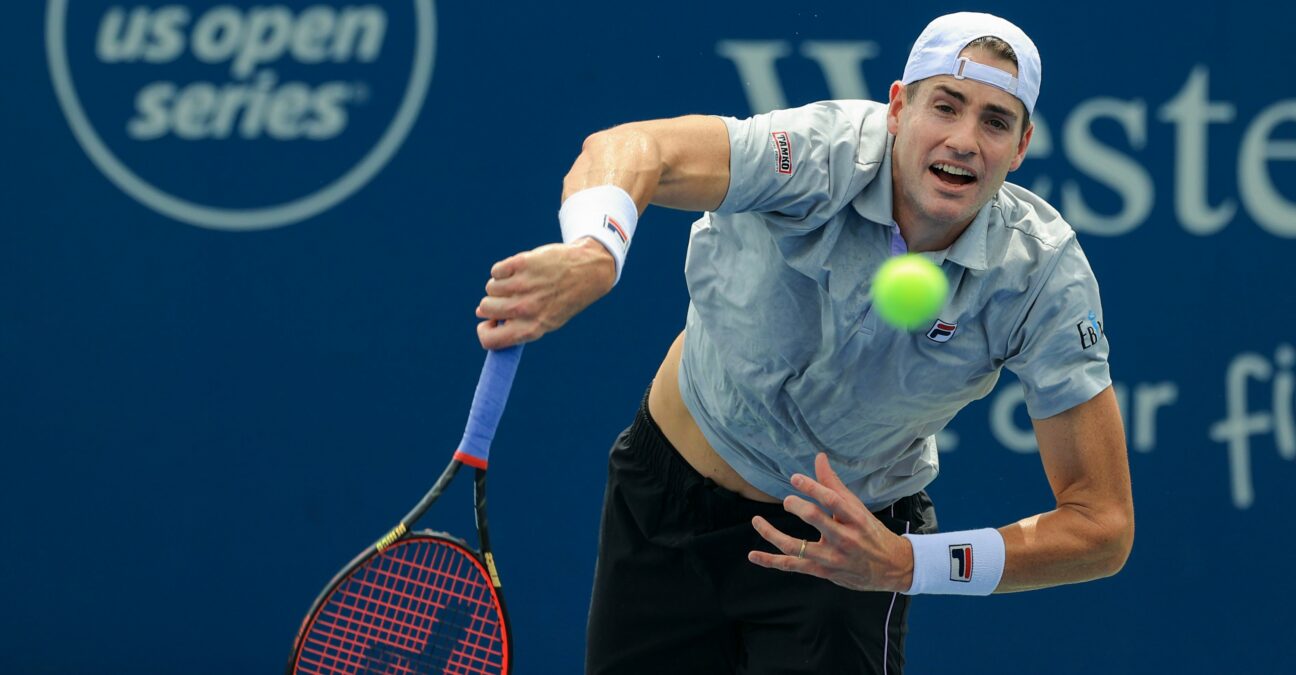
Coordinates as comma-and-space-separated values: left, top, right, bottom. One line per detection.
891, 195, 973, 253
896, 218, 968, 252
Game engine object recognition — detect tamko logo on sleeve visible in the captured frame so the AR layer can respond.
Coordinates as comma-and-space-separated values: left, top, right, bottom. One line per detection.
46, 1, 436, 231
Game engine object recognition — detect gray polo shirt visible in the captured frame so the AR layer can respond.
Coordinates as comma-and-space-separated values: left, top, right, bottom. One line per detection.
678, 100, 1111, 511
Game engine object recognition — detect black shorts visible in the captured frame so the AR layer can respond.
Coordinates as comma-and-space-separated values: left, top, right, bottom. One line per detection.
586, 390, 938, 674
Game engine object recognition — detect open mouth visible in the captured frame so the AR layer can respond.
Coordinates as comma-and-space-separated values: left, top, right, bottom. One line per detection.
930, 162, 977, 187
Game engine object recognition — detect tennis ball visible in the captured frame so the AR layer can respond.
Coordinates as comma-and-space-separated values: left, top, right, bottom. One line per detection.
871, 254, 949, 331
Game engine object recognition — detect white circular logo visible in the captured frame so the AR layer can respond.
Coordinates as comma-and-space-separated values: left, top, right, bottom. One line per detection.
46, 0, 436, 231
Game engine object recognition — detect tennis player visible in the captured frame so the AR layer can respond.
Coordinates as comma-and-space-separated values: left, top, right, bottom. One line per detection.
477, 12, 1133, 674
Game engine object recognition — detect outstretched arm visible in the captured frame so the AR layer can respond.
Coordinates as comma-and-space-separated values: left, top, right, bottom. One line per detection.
749, 386, 1134, 594
476, 116, 730, 349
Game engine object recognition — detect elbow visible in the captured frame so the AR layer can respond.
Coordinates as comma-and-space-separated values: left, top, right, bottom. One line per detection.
581, 125, 651, 150
563, 126, 661, 196
1095, 510, 1135, 579
575, 127, 626, 160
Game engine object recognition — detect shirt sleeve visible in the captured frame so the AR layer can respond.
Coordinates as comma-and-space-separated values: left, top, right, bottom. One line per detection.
715, 101, 875, 231
1004, 238, 1113, 419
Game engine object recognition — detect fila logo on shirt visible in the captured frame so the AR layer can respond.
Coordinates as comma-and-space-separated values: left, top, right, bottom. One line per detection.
604, 215, 629, 251
926, 319, 957, 343
949, 544, 974, 582
1077, 310, 1104, 350
771, 131, 793, 174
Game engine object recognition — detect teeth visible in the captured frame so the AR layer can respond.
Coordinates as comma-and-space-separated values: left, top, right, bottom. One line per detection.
934, 163, 974, 178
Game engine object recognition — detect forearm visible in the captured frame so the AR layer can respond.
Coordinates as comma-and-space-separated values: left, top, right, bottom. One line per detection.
476, 117, 728, 348
989, 386, 1135, 593
995, 504, 1134, 593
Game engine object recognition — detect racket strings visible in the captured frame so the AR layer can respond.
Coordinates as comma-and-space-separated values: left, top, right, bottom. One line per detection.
296, 538, 506, 674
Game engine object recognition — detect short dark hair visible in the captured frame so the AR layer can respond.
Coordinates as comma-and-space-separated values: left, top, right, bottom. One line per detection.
903, 36, 1031, 134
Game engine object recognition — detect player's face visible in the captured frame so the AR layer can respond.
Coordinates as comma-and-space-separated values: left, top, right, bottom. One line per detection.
887, 47, 1034, 233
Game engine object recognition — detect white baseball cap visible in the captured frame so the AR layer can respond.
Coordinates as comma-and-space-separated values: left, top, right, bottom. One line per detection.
901, 12, 1042, 115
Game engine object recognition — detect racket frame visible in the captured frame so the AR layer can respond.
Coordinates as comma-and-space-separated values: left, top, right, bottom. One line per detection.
288, 345, 522, 674
288, 464, 512, 672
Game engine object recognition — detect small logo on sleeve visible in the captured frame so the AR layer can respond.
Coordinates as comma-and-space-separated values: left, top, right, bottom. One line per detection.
604, 215, 629, 250
771, 131, 793, 174
1077, 310, 1104, 350
926, 319, 958, 343
949, 544, 973, 582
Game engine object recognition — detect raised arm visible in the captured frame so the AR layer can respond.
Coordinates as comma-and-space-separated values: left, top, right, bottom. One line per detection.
476, 116, 730, 349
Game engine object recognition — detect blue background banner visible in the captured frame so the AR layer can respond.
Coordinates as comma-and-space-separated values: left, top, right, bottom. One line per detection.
3, 1, 1294, 672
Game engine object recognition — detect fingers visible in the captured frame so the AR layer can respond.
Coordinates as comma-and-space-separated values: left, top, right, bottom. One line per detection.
478, 254, 539, 321
476, 242, 608, 349
747, 516, 827, 575
814, 452, 851, 494
476, 295, 530, 321
748, 549, 829, 574
788, 473, 857, 527
484, 274, 527, 298
475, 264, 546, 348
750, 515, 801, 553
786, 453, 873, 528
781, 494, 840, 539
477, 319, 539, 350
753, 457, 909, 591
490, 253, 525, 281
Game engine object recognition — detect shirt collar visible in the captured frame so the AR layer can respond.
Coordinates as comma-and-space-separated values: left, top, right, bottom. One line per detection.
851, 137, 895, 226
944, 199, 991, 271
852, 135, 993, 272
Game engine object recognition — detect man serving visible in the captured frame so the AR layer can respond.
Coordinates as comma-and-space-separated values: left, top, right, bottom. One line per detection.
476, 12, 1134, 674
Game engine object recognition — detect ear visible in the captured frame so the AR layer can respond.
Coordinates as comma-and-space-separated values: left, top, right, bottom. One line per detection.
1008, 121, 1034, 172
886, 80, 905, 135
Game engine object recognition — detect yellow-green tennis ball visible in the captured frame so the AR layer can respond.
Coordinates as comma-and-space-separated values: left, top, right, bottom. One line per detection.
872, 254, 949, 330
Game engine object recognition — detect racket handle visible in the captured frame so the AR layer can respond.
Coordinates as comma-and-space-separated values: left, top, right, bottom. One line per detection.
454, 344, 524, 469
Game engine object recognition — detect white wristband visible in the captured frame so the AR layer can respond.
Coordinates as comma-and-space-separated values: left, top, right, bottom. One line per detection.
902, 528, 1005, 596
558, 185, 639, 285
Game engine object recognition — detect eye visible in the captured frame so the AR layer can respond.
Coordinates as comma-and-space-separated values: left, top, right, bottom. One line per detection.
987, 118, 1009, 131
935, 103, 955, 114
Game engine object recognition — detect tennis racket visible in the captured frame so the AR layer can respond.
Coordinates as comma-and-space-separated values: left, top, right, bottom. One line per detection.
287, 344, 524, 675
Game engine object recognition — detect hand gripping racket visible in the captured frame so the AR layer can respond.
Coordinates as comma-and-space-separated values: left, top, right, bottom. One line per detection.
288, 345, 523, 674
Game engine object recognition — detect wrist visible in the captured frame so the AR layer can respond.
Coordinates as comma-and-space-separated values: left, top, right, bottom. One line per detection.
558, 185, 639, 285
902, 528, 1005, 596
571, 237, 617, 291
894, 535, 915, 593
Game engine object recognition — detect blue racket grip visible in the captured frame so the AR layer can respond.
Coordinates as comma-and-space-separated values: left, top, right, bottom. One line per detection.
454, 344, 524, 469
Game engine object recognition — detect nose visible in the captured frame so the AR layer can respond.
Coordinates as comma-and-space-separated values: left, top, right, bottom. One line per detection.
945, 117, 978, 157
